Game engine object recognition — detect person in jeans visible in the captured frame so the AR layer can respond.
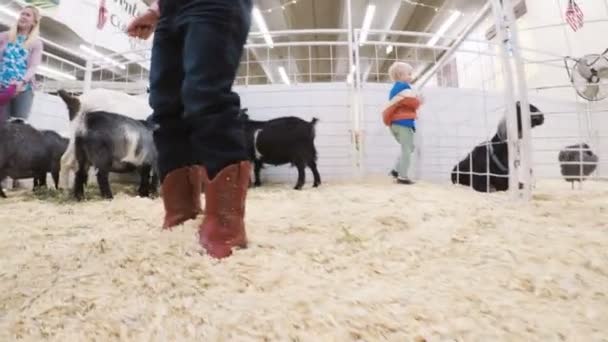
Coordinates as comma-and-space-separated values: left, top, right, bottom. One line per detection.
382, 61, 423, 185
0, 5, 43, 123
127, 0, 253, 259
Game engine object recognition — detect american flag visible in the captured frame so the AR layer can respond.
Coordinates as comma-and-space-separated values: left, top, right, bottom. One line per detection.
97, 0, 108, 30
565, 0, 584, 31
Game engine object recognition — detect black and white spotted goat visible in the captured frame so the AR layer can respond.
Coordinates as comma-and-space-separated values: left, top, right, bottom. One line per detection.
57, 89, 159, 200
451, 102, 545, 192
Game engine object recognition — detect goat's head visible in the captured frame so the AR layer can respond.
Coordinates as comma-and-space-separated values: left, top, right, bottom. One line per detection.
57, 89, 81, 121
497, 102, 545, 140
516, 101, 545, 129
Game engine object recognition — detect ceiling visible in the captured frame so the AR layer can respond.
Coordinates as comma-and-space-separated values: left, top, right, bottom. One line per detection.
0, 0, 488, 91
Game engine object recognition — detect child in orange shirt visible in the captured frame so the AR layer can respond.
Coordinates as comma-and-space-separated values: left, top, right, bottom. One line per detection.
382, 62, 423, 184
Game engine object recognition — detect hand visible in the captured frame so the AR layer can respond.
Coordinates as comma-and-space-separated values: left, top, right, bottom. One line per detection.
417, 93, 425, 104
126, 9, 159, 40
10, 80, 24, 92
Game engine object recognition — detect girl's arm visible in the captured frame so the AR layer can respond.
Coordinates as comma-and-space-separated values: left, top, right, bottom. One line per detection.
22, 39, 43, 84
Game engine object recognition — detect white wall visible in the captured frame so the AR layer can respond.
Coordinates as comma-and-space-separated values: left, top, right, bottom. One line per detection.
24, 79, 606, 186
25, 84, 356, 186
449, 0, 608, 94
359, 83, 600, 183
516, 0, 608, 179
26, 92, 70, 136
418, 0, 608, 181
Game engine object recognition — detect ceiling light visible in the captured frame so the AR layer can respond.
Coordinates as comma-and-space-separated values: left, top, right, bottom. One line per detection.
278, 66, 290, 85
426, 10, 462, 47
359, 4, 376, 45
80, 45, 126, 70
386, 45, 393, 54
252, 7, 274, 48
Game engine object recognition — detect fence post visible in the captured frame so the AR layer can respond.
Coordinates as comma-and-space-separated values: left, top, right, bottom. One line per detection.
491, 0, 521, 198
502, 0, 533, 200
347, 0, 363, 178
84, 59, 93, 92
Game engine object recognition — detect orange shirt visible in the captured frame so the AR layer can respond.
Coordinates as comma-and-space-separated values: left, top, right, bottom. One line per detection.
381, 88, 421, 126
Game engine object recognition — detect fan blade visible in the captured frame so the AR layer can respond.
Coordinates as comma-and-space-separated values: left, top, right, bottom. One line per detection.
581, 83, 600, 100
598, 66, 608, 78
576, 63, 594, 80
576, 56, 599, 79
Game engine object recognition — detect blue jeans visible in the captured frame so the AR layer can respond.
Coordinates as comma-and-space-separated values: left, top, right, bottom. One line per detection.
1, 88, 34, 123
149, 0, 252, 180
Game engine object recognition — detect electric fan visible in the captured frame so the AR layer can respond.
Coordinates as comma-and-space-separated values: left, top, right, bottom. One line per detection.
564, 48, 608, 101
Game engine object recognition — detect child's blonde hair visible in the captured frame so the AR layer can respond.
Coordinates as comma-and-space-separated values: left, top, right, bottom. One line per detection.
388, 61, 413, 82
8, 6, 41, 49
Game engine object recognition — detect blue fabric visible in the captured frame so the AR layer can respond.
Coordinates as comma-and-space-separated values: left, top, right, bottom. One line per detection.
0, 35, 31, 91
389, 81, 411, 100
149, 0, 253, 180
392, 119, 415, 130
389, 81, 415, 129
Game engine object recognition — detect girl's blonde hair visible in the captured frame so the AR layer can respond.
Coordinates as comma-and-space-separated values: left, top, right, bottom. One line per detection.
8, 5, 41, 48
388, 61, 413, 82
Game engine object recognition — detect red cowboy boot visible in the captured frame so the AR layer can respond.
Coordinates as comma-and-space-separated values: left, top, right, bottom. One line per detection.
199, 161, 251, 259
160, 166, 204, 229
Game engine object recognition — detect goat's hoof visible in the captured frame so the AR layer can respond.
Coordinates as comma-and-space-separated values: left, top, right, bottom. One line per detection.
313, 182, 321, 188
253, 182, 261, 187
293, 186, 303, 190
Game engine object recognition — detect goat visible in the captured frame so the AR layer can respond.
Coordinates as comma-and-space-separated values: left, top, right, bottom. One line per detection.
240, 109, 321, 190
57, 89, 158, 200
38, 130, 69, 189
558, 143, 599, 188
0, 121, 68, 198
451, 102, 545, 192
56, 88, 153, 190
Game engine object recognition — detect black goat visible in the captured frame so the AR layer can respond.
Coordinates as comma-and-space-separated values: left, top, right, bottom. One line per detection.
240, 109, 321, 190
38, 130, 70, 189
451, 102, 545, 192
0, 121, 68, 198
558, 143, 599, 188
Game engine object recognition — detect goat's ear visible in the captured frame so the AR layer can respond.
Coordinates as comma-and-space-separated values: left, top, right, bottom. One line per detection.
57, 89, 81, 121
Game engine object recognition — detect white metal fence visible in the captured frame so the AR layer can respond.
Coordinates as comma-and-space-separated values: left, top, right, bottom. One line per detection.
28, 0, 607, 198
